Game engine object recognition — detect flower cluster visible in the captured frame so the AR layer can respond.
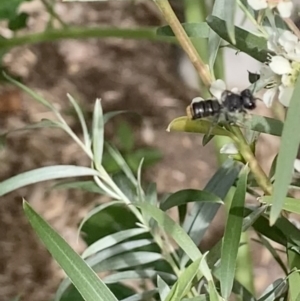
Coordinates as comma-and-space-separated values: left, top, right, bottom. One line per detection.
247, 0, 293, 18
260, 30, 300, 108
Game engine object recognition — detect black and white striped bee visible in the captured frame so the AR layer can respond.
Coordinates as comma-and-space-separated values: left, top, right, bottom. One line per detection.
186, 88, 257, 123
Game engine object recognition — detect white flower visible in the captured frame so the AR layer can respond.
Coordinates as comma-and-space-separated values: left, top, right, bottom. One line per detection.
220, 143, 239, 155
247, 0, 267, 10
262, 88, 277, 108
294, 159, 300, 173
209, 79, 239, 101
269, 56, 292, 75
209, 79, 227, 100
278, 85, 294, 106
247, 0, 293, 18
260, 62, 294, 107
277, 1, 293, 18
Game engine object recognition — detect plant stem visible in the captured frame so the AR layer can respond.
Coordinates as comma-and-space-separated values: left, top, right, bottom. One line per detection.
229, 126, 273, 195
0, 27, 176, 50
237, 0, 268, 38
40, 0, 67, 28
184, 0, 209, 95
154, 0, 212, 88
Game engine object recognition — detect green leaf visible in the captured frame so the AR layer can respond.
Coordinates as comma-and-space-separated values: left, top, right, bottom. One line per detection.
165, 258, 201, 301
242, 205, 267, 231
244, 115, 283, 137
257, 278, 287, 301
56, 239, 155, 300
104, 270, 176, 284
119, 290, 157, 301
251, 210, 300, 248
220, 166, 248, 299
168, 115, 284, 138
160, 189, 223, 211
52, 180, 105, 194
262, 196, 300, 215
3, 72, 53, 109
0, 119, 63, 146
8, 12, 28, 30
125, 148, 162, 171
117, 121, 134, 152
239, 0, 257, 19
208, 0, 224, 75
93, 251, 163, 273
82, 228, 148, 259
92, 99, 104, 169
81, 205, 138, 246
167, 117, 232, 137
270, 75, 300, 224
23, 201, 118, 301
287, 248, 300, 301
87, 240, 155, 269
67, 94, 90, 149
183, 159, 241, 247
157, 275, 171, 301
206, 15, 269, 62
231, 280, 256, 300
0, 165, 100, 196
251, 212, 287, 246
224, 0, 236, 44
135, 202, 202, 261
0, 0, 31, 21
181, 296, 209, 301
145, 182, 157, 206
136, 158, 145, 203
103, 111, 128, 124
78, 201, 125, 236
156, 22, 210, 38
258, 234, 288, 275
105, 143, 137, 186
269, 154, 278, 180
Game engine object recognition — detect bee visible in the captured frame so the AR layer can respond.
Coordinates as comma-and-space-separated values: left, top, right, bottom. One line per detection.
187, 88, 257, 123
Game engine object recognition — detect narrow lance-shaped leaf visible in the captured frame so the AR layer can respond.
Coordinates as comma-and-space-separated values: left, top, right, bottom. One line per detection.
135, 202, 202, 261
23, 201, 118, 301
168, 114, 283, 138
82, 228, 149, 259
164, 258, 201, 301
104, 270, 176, 285
224, 0, 236, 44
67, 93, 91, 149
92, 99, 104, 170
105, 143, 137, 187
270, 75, 300, 225
183, 159, 241, 249
160, 189, 223, 211
56, 239, 155, 300
287, 247, 300, 301
206, 15, 270, 62
157, 275, 171, 301
0, 165, 100, 197
220, 166, 249, 299
208, 0, 224, 75
167, 117, 232, 137
156, 22, 210, 38
262, 196, 300, 215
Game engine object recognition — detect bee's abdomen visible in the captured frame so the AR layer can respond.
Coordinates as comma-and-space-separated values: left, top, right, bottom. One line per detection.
190, 100, 221, 119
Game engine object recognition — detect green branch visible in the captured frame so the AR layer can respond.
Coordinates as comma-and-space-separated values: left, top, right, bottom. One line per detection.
0, 27, 177, 50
